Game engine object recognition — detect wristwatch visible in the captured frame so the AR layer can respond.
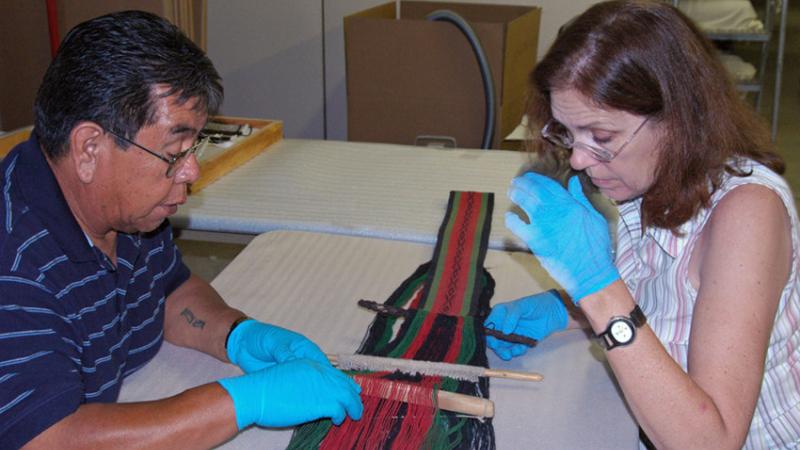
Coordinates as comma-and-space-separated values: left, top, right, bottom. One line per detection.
595, 305, 646, 350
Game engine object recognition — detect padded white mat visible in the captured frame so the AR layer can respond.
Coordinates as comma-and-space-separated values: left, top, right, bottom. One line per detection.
174, 139, 532, 250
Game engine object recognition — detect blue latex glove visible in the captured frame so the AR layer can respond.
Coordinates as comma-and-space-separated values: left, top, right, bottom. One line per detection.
506, 174, 620, 302
484, 289, 568, 360
227, 319, 330, 372
218, 358, 364, 429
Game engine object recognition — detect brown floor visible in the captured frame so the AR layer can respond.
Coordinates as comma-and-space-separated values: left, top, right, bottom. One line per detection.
178, 2, 800, 281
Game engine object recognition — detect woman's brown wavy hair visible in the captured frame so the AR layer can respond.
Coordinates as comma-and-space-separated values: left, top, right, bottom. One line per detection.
526, 0, 783, 232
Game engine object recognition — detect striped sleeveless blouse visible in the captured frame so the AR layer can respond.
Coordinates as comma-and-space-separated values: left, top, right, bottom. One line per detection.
615, 158, 800, 448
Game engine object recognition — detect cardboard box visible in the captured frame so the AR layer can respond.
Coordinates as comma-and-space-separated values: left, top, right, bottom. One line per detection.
345, 1, 540, 149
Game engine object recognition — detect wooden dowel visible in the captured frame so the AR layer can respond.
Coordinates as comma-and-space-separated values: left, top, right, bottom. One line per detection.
329, 353, 543, 382
484, 368, 543, 382
436, 390, 494, 418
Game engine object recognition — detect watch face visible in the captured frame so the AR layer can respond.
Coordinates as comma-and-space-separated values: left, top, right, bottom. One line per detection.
610, 320, 635, 344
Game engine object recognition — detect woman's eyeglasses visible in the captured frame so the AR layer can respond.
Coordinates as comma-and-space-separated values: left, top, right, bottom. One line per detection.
540, 117, 649, 163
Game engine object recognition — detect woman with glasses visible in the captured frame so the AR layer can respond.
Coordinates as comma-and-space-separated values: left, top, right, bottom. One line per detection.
485, 1, 800, 448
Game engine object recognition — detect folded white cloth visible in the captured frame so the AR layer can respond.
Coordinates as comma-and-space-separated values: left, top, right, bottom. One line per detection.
677, 0, 764, 33
718, 51, 757, 81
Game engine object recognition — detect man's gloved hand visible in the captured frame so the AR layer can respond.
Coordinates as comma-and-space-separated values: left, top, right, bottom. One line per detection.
218, 358, 364, 429
484, 289, 568, 360
226, 319, 329, 373
506, 173, 620, 303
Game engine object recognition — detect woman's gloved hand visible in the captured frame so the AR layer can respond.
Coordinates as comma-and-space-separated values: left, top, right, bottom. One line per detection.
506, 174, 620, 303
226, 319, 330, 373
218, 359, 363, 429
484, 289, 568, 360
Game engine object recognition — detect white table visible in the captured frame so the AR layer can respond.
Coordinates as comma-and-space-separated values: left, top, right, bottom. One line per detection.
119, 230, 638, 449
176, 139, 532, 250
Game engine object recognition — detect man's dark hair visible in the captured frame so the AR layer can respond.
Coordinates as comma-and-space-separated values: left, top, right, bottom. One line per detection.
34, 10, 223, 159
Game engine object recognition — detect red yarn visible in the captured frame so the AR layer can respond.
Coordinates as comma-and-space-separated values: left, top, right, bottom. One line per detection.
320, 375, 440, 449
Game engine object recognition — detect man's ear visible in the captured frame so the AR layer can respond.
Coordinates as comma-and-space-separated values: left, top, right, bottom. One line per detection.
68, 122, 105, 183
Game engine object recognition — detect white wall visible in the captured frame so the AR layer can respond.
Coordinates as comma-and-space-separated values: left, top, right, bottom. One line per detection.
322, 0, 384, 140
207, 1, 601, 140
207, 0, 326, 138
433, 0, 601, 58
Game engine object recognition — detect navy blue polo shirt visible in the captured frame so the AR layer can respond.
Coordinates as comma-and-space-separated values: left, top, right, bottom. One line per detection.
0, 135, 190, 449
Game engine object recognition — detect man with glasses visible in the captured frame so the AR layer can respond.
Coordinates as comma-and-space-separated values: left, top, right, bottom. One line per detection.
0, 11, 361, 449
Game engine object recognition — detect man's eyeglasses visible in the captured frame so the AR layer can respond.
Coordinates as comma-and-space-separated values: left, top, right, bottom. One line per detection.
106, 130, 207, 178
540, 117, 649, 163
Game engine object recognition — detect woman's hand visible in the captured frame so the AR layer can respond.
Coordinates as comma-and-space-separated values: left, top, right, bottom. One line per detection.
484, 289, 568, 360
506, 174, 619, 302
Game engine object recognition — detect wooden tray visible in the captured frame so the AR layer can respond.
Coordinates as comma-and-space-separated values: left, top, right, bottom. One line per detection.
0, 126, 33, 158
0, 118, 283, 193
193, 116, 283, 193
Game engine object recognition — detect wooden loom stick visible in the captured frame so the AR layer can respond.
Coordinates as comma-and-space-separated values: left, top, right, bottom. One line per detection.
435, 390, 494, 418
330, 353, 543, 382
353, 375, 495, 418
358, 299, 539, 347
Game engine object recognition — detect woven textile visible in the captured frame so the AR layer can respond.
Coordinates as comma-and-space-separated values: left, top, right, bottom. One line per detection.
288, 191, 496, 449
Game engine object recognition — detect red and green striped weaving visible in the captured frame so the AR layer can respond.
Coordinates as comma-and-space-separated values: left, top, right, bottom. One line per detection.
288, 191, 496, 449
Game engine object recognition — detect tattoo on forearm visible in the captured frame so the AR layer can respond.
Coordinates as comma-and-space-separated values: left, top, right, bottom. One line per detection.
180, 308, 206, 329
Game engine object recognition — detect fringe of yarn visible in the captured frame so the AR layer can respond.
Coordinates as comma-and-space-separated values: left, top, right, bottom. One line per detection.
288, 370, 495, 449
318, 375, 439, 449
